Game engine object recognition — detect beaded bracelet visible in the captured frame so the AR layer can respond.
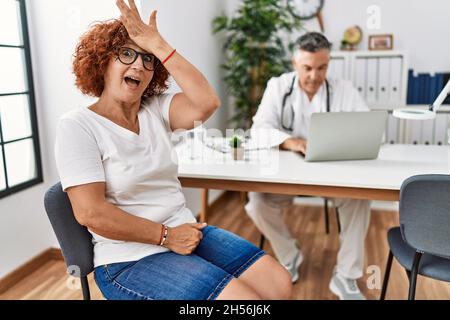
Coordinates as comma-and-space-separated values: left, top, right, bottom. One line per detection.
158, 224, 165, 245
159, 225, 169, 246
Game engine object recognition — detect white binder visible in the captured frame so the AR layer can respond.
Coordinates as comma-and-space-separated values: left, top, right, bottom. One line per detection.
389, 57, 403, 104
378, 58, 391, 104
366, 58, 378, 104
328, 57, 345, 81
421, 119, 435, 145
407, 121, 422, 145
334, 58, 345, 80
434, 114, 448, 145
386, 114, 399, 144
354, 58, 367, 100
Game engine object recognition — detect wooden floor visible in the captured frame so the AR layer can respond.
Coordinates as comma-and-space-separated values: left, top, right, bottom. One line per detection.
1, 192, 449, 300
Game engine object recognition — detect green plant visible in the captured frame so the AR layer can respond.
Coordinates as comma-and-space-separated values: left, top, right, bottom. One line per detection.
229, 135, 243, 148
213, 0, 303, 129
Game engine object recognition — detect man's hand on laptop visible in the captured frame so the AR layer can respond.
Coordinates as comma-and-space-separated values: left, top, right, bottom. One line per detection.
281, 138, 307, 155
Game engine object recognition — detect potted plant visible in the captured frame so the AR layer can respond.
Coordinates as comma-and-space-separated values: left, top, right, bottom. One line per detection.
213, 0, 303, 129
229, 135, 244, 160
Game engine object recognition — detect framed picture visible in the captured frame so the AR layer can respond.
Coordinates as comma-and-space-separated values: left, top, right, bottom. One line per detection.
368, 34, 393, 50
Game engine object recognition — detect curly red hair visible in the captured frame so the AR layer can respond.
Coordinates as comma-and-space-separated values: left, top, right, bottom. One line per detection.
73, 19, 169, 98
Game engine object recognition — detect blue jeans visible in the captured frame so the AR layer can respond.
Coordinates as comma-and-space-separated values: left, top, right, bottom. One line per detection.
94, 226, 265, 300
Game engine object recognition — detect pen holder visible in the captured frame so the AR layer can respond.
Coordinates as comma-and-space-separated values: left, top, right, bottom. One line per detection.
231, 147, 244, 160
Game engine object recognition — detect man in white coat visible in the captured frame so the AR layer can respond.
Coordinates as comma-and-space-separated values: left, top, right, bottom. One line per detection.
244, 32, 371, 300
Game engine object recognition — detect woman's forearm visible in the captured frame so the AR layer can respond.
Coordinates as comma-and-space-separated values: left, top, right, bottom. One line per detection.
152, 37, 220, 112
86, 202, 162, 245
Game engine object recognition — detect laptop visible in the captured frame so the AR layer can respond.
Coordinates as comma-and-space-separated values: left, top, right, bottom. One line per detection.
304, 111, 388, 162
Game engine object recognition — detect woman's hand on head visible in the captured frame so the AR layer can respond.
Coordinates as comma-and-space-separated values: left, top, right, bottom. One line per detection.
163, 223, 208, 255
116, 0, 161, 52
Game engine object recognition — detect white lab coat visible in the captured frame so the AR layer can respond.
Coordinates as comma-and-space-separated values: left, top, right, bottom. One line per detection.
245, 71, 371, 280
251, 71, 369, 146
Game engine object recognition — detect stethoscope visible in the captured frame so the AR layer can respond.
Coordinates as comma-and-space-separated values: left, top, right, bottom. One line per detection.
281, 75, 331, 131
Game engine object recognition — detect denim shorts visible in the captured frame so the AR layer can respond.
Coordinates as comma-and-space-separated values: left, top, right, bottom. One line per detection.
94, 225, 265, 300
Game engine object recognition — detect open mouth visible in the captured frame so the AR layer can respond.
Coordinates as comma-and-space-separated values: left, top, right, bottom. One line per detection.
124, 76, 141, 88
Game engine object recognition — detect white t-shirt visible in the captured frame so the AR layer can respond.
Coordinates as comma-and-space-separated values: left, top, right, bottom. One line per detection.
55, 94, 196, 267
251, 71, 369, 145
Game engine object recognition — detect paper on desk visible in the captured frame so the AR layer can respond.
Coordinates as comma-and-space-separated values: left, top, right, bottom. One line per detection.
203, 139, 231, 153
202, 128, 290, 153
247, 128, 291, 150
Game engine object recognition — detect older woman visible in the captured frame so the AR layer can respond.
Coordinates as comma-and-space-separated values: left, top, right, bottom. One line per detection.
55, 0, 291, 300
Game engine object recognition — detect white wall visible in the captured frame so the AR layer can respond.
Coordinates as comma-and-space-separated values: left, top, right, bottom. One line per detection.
0, 0, 120, 278
141, 0, 228, 215
306, 0, 450, 73
227, 0, 450, 73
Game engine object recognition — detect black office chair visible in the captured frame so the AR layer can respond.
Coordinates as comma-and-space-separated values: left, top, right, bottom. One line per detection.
44, 182, 94, 300
380, 174, 450, 300
259, 198, 341, 249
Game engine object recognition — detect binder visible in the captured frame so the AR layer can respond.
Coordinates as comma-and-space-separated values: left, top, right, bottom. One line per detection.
423, 74, 430, 104
435, 73, 445, 103
417, 73, 428, 104
428, 75, 438, 105
407, 69, 414, 104
421, 119, 434, 145
407, 120, 422, 145
443, 73, 450, 104
434, 113, 448, 145
386, 114, 399, 144
377, 57, 391, 105
389, 57, 403, 105
329, 58, 345, 80
354, 58, 367, 100
327, 58, 336, 80
412, 73, 420, 104
366, 58, 378, 104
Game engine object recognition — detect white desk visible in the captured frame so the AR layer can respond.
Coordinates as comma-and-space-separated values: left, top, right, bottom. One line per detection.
176, 143, 450, 221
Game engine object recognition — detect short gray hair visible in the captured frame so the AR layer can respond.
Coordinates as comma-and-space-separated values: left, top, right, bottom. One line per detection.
295, 32, 332, 52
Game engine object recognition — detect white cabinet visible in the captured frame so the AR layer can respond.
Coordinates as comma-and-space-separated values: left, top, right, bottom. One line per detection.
330, 50, 409, 110
329, 51, 450, 146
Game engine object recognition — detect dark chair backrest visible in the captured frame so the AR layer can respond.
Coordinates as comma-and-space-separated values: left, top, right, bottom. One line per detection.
44, 182, 94, 277
400, 174, 450, 259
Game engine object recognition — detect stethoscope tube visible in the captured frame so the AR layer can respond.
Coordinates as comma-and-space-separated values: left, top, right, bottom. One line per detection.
281, 75, 330, 131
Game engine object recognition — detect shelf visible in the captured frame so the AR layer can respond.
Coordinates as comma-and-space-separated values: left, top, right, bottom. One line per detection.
331, 50, 408, 58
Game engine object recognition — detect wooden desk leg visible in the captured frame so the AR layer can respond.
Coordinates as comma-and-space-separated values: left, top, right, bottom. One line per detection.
200, 188, 209, 223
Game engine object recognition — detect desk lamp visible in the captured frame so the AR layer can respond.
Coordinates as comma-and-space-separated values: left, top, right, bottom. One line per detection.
393, 78, 450, 120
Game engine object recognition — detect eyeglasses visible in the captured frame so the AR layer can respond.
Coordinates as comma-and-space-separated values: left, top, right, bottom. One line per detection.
116, 47, 158, 71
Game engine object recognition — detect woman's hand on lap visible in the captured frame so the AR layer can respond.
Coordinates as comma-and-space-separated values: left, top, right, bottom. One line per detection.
164, 223, 207, 255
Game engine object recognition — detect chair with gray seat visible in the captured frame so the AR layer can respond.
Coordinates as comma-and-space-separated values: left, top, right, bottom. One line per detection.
44, 182, 94, 300
380, 174, 450, 300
